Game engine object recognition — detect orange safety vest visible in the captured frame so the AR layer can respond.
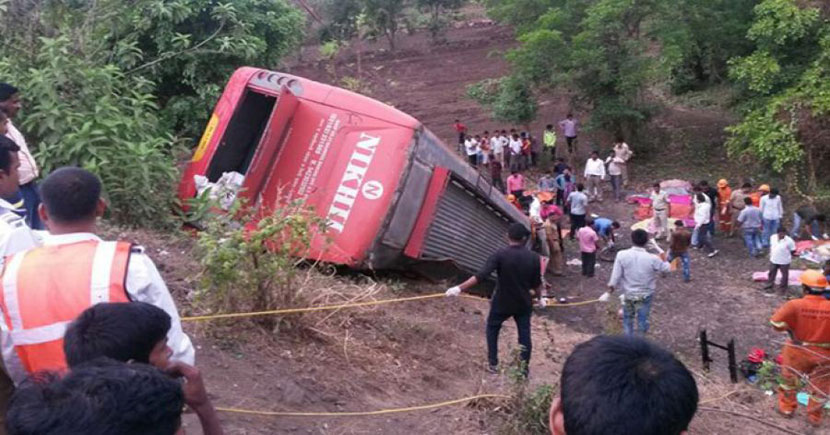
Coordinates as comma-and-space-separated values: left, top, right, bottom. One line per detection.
0, 240, 132, 377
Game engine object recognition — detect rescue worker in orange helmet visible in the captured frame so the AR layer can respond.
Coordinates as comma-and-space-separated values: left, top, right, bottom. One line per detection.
0, 167, 194, 385
770, 269, 830, 426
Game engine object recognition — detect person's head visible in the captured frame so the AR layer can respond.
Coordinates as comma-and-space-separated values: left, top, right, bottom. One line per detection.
743, 197, 753, 206
511, 169, 518, 176
741, 182, 752, 192
615, 135, 624, 144
507, 222, 530, 244
695, 193, 706, 203
488, 153, 496, 160
699, 180, 709, 188
674, 220, 685, 229
64, 302, 173, 369
590, 151, 598, 159
0, 109, 9, 136
717, 179, 728, 189
501, 129, 507, 135
653, 182, 660, 192
38, 167, 105, 234
520, 132, 527, 138
563, 167, 571, 175
566, 113, 573, 119
631, 229, 649, 247
454, 119, 460, 123
7, 358, 184, 435
584, 217, 594, 226
474, 134, 481, 140
549, 335, 698, 435
817, 214, 827, 223
800, 269, 829, 295
0, 136, 20, 198
612, 221, 621, 230
557, 157, 564, 163
759, 184, 770, 194
484, 130, 489, 136
769, 187, 779, 198
512, 133, 519, 139
0, 83, 22, 118
777, 226, 787, 237
546, 124, 553, 130
576, 183, 584, 192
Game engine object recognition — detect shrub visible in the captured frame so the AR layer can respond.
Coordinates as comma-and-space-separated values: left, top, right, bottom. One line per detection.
500, 349, 555, 435
194, 199, 329, 332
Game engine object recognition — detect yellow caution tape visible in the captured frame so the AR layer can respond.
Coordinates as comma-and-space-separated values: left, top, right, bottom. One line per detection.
182, 294, 601, 322
215, 393, 510, 417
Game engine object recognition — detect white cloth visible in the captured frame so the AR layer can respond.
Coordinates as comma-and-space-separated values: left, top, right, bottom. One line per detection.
529, 197, 542, 220
759, 194, 783, 220
0, 198, 40, 256
567, 191, 588, 215
694, 200, 711, 227
38, 233, 195, 365
490, 136, 502, 154
608, 246, 670, 300
509, 138, 523, 155
584, 158, 606, 178
613, 143, 632, 162
769, 234, 796, 265
464, 138, 478, 156
6, 120, 38, 184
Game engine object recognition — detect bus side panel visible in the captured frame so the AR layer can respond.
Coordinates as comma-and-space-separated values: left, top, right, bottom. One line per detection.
257, 100, 413, 266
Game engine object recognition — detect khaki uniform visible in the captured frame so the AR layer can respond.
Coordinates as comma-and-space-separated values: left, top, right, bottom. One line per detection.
729, 190, 749, 237
544, 220, 565, 275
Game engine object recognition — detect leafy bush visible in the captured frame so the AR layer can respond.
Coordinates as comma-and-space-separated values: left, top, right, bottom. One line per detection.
499, 349, 554, 435
194, 200, 329, 332
467, 76, 537, 127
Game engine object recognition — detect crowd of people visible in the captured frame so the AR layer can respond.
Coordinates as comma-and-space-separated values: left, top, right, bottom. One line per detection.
447, 115, 830, 430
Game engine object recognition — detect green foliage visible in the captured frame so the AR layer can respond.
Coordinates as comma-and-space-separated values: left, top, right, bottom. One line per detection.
195, 199, 329, 332
467, 77, 537, 126
0, 0, 305, 227
417, 0, 465, 42
499, 348, 554, 435
363, 0, 409, 50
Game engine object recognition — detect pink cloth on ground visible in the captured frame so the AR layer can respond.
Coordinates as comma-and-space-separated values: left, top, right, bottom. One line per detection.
751, 269, 804, 286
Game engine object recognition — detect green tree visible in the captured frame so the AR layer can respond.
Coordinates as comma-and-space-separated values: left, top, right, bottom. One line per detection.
467, 76, 537, 127
417, 0, 465, 42
363, 0, 409, 51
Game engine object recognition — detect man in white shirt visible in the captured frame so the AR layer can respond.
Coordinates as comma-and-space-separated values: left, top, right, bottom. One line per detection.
650, 183, 670, 240
765, 227, 796, 294
759, 187, 784, 249
583, 151, 606, 202
490, 133, 503, 166
498, 130, 510, 166
509, 133, 523, 171
0, 83, 42, 230
0, 167, 195, 385
567, 184, 588, 240
693, 193, 719, 257
613, 137, 633, 187
464, 136, 479, 167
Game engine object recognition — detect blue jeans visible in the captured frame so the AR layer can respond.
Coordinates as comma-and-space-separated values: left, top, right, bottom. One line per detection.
668, 251, 690, 281
623, 295, 653, 336
762, 218, 780, 248
790, 212, 820, 239
742, 228, 762, 257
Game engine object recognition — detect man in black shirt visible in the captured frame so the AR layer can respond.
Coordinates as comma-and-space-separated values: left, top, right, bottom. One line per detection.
445, 223, 543, 376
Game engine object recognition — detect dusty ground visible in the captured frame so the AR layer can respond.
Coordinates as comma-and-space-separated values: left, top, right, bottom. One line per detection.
127, 12, 825, 435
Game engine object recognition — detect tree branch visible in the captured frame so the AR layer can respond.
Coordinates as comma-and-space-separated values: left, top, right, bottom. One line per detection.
126, 22, 225, 75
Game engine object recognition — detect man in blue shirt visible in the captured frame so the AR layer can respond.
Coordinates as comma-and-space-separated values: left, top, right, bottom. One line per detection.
593, 217, 621, 244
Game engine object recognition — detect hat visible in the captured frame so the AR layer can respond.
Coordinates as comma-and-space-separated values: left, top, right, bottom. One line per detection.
717, 179, 728, 188
800, 269, 828, 289
508, 223, 530, 241
759, 184, 770, 192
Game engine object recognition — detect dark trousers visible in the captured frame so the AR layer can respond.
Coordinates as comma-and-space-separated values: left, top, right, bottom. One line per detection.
467, 155, 478, 166
486, 310, 532, 375
4, 181, 43, 230
492, 176, 505, 193
569, 213, 585, 239
565, 136, 577, 153
581, 251, 596, 277
767, 263, 790, 290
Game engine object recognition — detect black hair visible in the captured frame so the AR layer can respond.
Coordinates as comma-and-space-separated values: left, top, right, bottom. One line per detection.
699, 180, 709, 187
0, 83, 19, 102
560, 335, 698, 435
612, 221, 621, 229
590, 150, 598, 155
777, 226, 787, 235
508, 223, 530, 242
743, 197, 752, 205
567, 113, 573, 118
653, 183, 660, 188
0, 135, 20, 173
770, 187, 779, 196
576, 183, 584, 192
742, 183, 752, 189
631, 229, 648, 247
695, 193, 706, 203
64, 302, 171, 367
816, 214, 827, 222
7, 358, 184, 435
546, 124, 553, 129
39, 167, 102, 224
674, 220, 684, 227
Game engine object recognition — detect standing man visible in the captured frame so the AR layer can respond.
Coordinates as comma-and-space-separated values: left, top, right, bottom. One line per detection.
699, 181, 718, 238
491, 131, 504, 168
0, 83, 42, 230
498, 130, 510, 166
650, 183, 670, 240
668, 221, 692, 282
506, 170, 524, 198
538, 171, 556, 194
583, 151, 605, 202
544, 213, 565, 276
567, 183, 588, 240
693, 192, 719, 257
760, 187, 784, 249
737, 197, 763, 257
577, 217, 600, 278
0, 167, 195, 385
509, 133, 523, 172
489, 153, 505, 193
770, 270, 830, 427
464, 135, 479, 167
729, 183, 752, 237
612, 136, 633, 187
453, 119, 467, 154
765, 227, 796, 294
445, 223, 543, 376
605, 152, 624, 202
543, 124, 557, 160
559, 113, 579, 154
602, 229, 671, 336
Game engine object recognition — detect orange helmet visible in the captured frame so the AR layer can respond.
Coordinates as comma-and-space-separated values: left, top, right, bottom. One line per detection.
759, 184, 770, 192
507, 194, 516, 201
800, 270, 828, 289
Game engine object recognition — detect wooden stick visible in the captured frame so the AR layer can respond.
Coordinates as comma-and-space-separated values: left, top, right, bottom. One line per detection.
697, 407, 803, 435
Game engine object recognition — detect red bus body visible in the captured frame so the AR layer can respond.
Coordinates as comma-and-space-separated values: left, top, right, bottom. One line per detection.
179, 67, 527, 274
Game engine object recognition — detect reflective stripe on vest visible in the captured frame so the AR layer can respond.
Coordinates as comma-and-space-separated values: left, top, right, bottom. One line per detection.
0, 240, 131, 379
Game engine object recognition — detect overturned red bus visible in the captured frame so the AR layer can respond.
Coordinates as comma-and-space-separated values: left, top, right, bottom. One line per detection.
179, 67, 528, 275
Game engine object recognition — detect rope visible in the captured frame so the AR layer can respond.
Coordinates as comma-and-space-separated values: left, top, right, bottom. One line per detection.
698, 389, 740, 405
214, 393, 510, 417
182, 294, 601, 322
